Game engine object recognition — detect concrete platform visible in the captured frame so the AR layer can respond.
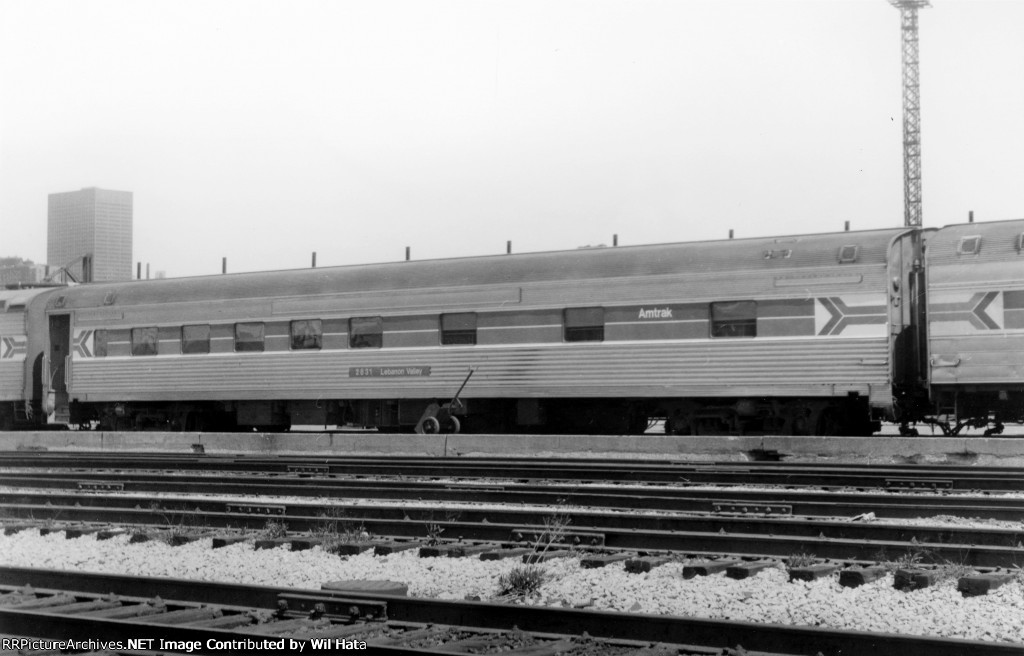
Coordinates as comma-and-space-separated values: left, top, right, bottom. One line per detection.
3, 430, 1024, 465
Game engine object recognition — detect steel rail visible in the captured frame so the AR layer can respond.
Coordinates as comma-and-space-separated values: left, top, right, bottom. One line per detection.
3, 453, 1023, 490
3, 471, 1023, 520
10, 453, 1021, 477
0, 566, 1019, 656
2, 490, 1023, 550
3, 499, 1022, 567
10, 451, 1024, 471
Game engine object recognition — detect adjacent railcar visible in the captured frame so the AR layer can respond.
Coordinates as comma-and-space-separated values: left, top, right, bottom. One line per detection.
0, 287, 60, 429
924, 218, 1024, 434
40, 227, 919, 435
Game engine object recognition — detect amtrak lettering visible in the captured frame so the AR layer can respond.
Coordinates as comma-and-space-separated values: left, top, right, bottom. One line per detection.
637, 307, 673, 320
350, 366, 432, 377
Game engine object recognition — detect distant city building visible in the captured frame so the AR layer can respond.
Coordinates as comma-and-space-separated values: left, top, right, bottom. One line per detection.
0, 262, 48, 286
47, 187, 133, 282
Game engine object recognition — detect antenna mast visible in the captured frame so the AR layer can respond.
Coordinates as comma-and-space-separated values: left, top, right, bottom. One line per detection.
889, 0, 930, 227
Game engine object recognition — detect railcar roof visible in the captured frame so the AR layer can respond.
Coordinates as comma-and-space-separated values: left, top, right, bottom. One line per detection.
927, 218, 1024, 244
0, 287, 57, 311
48, 226, 911, 310
926, 217, 1024, 266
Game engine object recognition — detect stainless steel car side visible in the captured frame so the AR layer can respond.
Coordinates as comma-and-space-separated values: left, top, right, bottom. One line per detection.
22, 219, 1023, 436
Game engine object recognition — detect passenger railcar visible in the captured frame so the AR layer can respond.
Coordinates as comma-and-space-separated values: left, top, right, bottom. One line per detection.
923, 219, 1024, 435
0, 287, 60, 430
38, 226, 927, 435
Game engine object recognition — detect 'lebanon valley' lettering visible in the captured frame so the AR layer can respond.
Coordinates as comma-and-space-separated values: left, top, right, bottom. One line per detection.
349, 366, 431, 378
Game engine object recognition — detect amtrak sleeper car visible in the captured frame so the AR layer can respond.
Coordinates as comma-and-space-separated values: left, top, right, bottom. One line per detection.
39, 225, 936, 435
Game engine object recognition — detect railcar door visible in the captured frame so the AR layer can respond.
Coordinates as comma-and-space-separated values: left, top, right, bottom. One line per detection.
44, 314, 71, 424
886, 229, 931, 420
887, 232, 913, 385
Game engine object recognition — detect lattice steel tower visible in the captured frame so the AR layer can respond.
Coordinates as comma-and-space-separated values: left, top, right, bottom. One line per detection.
889, 0, 930, 227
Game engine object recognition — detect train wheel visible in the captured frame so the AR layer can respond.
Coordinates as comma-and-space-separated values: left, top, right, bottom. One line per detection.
442, 416, 461, 434
421, 417, 440, 434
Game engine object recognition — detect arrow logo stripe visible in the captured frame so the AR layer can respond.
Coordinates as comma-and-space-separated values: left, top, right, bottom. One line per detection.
972, 291, 1000, 329
817, 297, 886, 336
931, 291, 1002, 330
73, 330, 94, 358
1, 336, 27, 359
818, 298, 842, 335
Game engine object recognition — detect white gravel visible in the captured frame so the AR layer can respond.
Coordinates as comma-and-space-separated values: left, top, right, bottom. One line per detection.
1, 529, 1022, 645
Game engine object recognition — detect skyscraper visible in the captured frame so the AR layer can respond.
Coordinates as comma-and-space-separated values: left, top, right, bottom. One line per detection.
47, 187, 133, 282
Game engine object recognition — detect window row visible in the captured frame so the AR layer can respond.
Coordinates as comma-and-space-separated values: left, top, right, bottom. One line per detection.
93, 302, 759, 357
95, 319, 324, 357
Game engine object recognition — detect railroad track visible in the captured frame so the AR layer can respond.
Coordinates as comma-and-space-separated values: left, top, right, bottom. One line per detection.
2, 454, 1023, 566
2, 490, 1023, 567
0, 566, 1018, 656
4, 453, 1024, 490
3, 469, 1024, 520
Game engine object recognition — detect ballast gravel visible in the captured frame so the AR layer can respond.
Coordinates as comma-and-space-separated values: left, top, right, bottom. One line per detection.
1, 529, 1022, 644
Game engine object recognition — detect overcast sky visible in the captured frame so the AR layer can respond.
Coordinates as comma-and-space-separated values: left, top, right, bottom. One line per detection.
1, 0, 1022, 278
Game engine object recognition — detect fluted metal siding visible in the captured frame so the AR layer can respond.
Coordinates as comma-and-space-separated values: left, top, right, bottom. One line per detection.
0, 313, 23, 335
930, 336, 1024, 386
70, 338, 891, 406
0, 292, 29, 400
0, 365, 20, 401
57, 231, 901, 410
927, 219, 1024, 388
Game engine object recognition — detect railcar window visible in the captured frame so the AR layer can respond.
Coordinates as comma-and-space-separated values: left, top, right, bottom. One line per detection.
564, 307, 605, 342
290, 319, 323, 350
710, 301, 757, 338
350, 316, 383, 349
131, 327, 158, 356
838, 245, 859, 263
957, 236, 982, 255
234, 322, 265, 352
441, 313, 477, 345
94, 330, 109, 357
182, 325, 210, 354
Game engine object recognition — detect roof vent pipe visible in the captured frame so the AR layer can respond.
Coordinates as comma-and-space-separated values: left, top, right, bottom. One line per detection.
969, 210, 974, 223
729, 229, 734, 239
405, 247, 410, 261
507, 241, 512, 255
312, 252, 317, 268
